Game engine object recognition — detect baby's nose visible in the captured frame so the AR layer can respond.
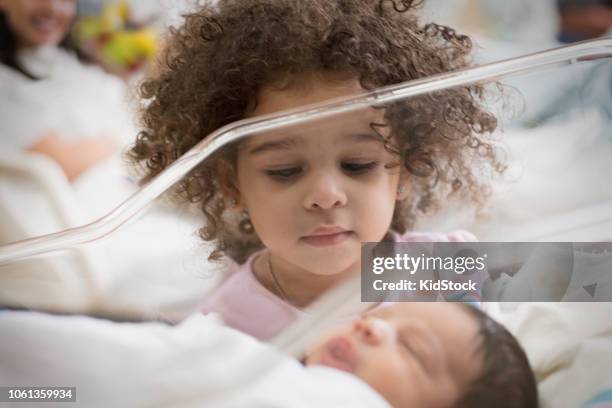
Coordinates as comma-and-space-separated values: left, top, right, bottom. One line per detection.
353, 317, 393, 346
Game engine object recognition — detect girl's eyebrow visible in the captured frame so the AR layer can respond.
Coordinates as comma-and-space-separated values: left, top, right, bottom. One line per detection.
248, 132, 382, 156
248, 136, 303, 156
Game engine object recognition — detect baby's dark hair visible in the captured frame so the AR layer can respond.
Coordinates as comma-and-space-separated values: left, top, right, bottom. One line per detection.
128, 0, 505, 263
453, 304, 539, 408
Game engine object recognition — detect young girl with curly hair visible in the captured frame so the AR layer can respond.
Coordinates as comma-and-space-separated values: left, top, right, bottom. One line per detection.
129, 0, 504, 340
128, 3, 542, 406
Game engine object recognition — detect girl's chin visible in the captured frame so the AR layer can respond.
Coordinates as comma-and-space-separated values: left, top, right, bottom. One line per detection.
295, 249, 361, 276
306, 266, 355, 277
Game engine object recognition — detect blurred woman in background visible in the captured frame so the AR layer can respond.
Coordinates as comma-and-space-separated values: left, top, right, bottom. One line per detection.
0, 0, 132, 182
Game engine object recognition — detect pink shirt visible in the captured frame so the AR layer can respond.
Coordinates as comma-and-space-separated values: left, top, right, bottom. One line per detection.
201, 230, 477, 341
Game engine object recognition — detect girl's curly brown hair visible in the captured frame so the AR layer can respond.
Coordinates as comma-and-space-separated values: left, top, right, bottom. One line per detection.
128, 0, 505, 263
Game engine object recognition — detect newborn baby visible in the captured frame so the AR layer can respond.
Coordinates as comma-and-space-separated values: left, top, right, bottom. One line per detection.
306, 303, 539, 408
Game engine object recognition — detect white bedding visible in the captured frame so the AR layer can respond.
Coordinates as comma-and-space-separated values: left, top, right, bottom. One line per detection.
0, 311, 390, 408
473, 108, 612, 241
489, 302, 612, 408
416, 106, 612, 242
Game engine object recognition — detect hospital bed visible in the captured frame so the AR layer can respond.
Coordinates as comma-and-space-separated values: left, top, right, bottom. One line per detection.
1, 38, 612, 407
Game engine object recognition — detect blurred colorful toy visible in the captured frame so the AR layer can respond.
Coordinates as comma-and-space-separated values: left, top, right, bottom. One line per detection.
73, 0, 158, 77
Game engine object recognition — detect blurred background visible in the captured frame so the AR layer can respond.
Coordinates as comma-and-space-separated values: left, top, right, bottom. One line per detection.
421, 0, 612, 43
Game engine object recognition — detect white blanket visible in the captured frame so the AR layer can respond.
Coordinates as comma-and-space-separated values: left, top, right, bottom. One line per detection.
0, 311, 390, 408
489, 302, 612, 408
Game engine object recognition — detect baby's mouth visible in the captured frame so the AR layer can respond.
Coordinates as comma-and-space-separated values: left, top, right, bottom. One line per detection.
318, 336, 357, 373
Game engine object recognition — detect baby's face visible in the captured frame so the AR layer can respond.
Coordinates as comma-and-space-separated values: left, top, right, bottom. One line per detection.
235, 72, 408, 277
305, 303, 483, 408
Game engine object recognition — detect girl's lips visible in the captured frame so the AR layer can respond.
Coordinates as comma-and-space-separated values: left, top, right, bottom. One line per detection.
319, 336, 357, 373
301, 231, 352, 247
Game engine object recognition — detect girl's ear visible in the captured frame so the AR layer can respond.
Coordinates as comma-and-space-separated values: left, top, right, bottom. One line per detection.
216, 159, 244, 212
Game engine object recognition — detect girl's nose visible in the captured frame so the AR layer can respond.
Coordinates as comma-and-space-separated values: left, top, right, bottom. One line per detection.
353, 317, 393, 346
303, 172, 347, 210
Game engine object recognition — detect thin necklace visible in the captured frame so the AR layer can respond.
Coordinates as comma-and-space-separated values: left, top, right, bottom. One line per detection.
267, 254, 294, 306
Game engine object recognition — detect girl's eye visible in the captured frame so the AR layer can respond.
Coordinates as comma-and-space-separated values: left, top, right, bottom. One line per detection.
342, 161, 378, 174
266, 167, 302, 180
